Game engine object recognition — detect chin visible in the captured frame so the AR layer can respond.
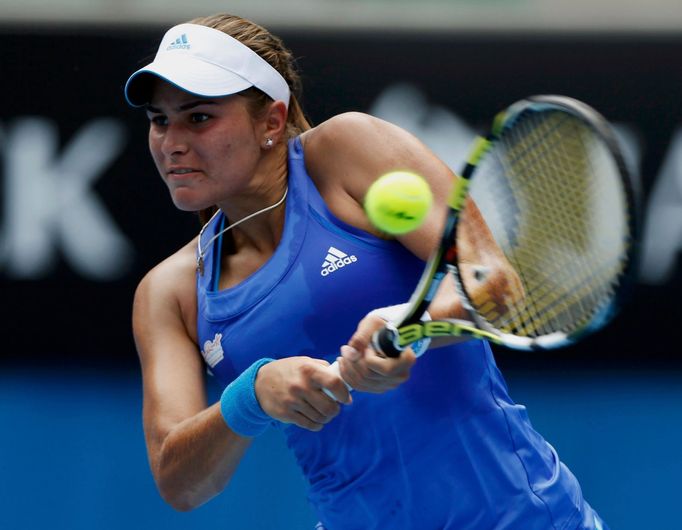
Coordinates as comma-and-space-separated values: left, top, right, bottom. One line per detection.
169, 190, 213, 213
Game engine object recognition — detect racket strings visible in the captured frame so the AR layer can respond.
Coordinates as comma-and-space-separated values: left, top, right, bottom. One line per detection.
487, 113, 594, 335
462, 109, 630, 340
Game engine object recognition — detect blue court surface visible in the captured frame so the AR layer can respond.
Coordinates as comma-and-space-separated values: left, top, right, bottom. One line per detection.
0, 366, 679, 529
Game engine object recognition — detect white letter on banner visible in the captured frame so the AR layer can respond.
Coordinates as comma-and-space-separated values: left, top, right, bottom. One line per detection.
0, 117, 133, 280
640, 127, 682, 285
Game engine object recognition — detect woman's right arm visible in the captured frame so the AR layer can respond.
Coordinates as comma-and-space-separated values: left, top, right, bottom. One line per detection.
132, 248, 251, 511
132, 245, 351, 511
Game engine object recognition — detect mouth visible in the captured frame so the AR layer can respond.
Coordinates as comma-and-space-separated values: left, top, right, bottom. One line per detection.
166, 167, 201, 180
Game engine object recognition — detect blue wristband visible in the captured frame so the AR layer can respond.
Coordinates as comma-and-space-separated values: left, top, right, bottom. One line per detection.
220, 358, 275, 437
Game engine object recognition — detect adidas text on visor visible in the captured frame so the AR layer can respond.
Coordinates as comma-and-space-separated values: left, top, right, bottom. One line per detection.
124, 23, 290, 108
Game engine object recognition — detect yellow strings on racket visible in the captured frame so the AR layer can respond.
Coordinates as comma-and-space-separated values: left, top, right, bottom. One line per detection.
462, 110, 629, 339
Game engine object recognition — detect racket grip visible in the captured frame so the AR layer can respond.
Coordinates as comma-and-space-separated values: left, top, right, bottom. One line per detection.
322, 360, 353, 401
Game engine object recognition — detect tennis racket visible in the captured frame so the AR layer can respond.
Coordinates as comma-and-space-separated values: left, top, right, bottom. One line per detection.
325, 94, 638, 396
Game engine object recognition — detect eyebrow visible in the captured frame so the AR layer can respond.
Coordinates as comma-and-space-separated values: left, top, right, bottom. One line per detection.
145, 100, 217, 113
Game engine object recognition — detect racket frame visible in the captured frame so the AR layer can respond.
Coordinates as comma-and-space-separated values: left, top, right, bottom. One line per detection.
373, 94, 639, 356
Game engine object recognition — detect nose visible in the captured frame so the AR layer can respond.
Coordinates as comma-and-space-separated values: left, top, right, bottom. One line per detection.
160, 123, 189, 157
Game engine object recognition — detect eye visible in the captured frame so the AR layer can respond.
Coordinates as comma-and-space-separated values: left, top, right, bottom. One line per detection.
190, 112, 210, 124
148, 114, 168, 127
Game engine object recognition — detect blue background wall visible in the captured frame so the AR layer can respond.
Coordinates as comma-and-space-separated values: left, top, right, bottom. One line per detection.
1, 366, 679, 529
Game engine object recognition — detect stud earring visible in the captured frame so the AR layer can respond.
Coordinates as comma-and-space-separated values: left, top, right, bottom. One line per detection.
264, 138, 274, 148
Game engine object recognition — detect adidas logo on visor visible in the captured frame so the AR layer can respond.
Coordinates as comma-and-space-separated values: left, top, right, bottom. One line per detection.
167, 34, 190, 50
320, 246, 358, 277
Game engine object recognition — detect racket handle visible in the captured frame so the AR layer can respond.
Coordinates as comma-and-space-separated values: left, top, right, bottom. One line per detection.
322, 360, 353, 401
323, 324, 431, 401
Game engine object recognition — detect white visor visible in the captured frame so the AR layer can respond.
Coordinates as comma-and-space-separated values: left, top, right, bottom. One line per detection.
125, 23, 290, 108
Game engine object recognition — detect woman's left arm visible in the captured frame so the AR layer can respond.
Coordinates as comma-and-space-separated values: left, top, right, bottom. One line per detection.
301, 112, 516, 392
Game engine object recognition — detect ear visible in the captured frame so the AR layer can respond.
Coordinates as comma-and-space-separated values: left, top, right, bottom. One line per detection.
261, 100, 288, 147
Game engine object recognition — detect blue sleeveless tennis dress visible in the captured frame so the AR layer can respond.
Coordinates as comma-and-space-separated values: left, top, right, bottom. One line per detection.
196, 137, 608, 530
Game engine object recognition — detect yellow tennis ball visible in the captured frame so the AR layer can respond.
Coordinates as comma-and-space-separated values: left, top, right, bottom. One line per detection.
364, 171, 433, 235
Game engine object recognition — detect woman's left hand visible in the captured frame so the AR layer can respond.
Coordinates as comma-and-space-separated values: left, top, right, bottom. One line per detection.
337, 313, 417, 393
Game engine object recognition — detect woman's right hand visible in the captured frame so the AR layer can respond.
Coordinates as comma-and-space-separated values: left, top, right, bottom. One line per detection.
254, 357, 352, 431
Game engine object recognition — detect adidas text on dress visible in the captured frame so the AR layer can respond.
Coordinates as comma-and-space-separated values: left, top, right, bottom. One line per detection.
320, 246, 358, 277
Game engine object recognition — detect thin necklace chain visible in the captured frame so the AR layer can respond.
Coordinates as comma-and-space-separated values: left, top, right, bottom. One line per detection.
196, 186, 288, 275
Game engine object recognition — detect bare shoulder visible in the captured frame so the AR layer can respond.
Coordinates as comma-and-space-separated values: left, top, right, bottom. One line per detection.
302, 112, 411, 180
302, 112, 452, 201
304, 111, 399, 140
133, 238, 199, 346
299, 113, 391, 236
300, 112, 457, 259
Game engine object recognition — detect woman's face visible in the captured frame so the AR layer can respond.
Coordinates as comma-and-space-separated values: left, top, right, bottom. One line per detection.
146, 81, 265, 212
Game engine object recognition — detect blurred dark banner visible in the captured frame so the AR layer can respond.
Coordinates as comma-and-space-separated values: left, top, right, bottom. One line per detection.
1, 26, 681, 369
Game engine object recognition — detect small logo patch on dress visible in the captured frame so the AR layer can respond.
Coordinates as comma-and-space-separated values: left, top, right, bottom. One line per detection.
201, 333, 224, 368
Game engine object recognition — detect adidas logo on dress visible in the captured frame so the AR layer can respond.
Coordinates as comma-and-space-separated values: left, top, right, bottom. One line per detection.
320, 246, 357, 277
167, 34, 190, 50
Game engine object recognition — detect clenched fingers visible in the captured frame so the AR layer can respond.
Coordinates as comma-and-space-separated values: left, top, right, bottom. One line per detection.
338, 345, 417, 393
254, 357, 351, 431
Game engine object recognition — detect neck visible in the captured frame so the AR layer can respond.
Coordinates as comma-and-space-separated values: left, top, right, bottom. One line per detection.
196, 182, 288, 275
225, 183, 289, 253
226, 143, 288, 234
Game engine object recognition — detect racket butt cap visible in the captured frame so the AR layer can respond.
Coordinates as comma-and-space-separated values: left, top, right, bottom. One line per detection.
372, 328, 403, 358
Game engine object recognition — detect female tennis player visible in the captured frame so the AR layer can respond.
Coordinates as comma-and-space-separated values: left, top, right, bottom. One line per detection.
127, 13, 609, 530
